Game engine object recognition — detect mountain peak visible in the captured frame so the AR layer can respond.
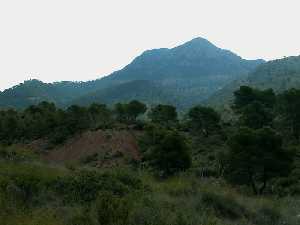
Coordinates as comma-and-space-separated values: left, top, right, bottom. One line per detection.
188, 37, 213, 44
176, 37, 216, 49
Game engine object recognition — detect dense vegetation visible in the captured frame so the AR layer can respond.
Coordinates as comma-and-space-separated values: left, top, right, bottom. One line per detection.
1, 85, 300, 225
208, 55, 300, 107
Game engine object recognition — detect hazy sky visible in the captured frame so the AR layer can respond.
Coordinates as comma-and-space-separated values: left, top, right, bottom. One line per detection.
0, 0, 299, 91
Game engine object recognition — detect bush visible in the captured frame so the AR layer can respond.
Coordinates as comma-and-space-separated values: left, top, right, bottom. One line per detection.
54, 169, 142, 203
94, 192, 130, 225
199, 191, 247, 220
67, 208, 94, 225
0, 145, 36, 162
127, 196, 173, 225
0, 163, 62, 207
252, 204, 282, 225
141, 127, 191, 177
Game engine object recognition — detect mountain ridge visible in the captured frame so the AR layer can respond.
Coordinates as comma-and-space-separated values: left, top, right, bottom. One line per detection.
0, 37, 264, 109
206, 55, 300, 107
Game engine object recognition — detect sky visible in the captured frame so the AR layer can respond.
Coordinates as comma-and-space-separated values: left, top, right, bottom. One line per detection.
0, 0, 299, 91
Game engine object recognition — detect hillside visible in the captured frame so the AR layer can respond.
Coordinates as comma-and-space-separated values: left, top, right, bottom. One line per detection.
0, 38, 264, 109
72, 80, 177, 107
0, 79, 103, 109
1, 96, 300, 225
207, 55, 300, 107
73, 37, 264, 108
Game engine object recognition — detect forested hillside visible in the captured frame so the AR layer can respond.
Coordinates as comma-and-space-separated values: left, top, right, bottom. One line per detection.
207, 55, 300, 107
72, 38, 263, 109
1, 85, 300, 225
0, 38, 263, 109
71, 80, 176, 107
0, 79, 104, 109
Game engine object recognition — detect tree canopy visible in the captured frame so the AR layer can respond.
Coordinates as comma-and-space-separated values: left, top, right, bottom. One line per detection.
225, 127, 293, 194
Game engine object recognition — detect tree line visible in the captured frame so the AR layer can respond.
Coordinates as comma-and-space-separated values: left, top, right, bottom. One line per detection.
0, 86, 300, 194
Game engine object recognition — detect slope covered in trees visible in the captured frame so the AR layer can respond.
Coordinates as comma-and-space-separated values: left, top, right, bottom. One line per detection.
72, 38, 263, 108
0, 38, 264, 109
207, 55, 300, 107
71, 80, 177, 107
0, 79, 104, 109
1, 85, 300, 225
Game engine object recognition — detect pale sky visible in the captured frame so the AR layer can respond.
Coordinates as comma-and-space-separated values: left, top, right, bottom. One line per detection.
0, 0, 299, 91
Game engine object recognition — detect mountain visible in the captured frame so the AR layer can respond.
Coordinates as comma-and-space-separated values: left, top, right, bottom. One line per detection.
71, 38, 264, 109
72, 80, 176, 107
0, 37, 264, 109
0, 79, 105, 109
101, 37, 263, 83
207, 55, 300, 107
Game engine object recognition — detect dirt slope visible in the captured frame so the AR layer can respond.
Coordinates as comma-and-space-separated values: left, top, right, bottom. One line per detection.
30, 129, 141, 167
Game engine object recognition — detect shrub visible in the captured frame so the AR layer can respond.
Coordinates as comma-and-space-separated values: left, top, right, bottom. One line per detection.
199, 191, 247, 220
0, 164, 62, 207
187, 105, 221, 136
0, 145, 36, 162
94, 192, 130, 225
54, 169, 142, 203
252, 204, 282, 225
67, 208, 94, 225
141, 127, 191, 177
225, 127, 293, 195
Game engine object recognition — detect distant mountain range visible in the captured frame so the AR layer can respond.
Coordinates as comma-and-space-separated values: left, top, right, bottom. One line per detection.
0, 37, 265, 109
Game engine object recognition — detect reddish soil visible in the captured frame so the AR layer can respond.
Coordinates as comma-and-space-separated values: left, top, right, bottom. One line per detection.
28, 129, 142, 167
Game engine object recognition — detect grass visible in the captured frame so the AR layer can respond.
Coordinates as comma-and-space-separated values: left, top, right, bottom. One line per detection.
0, 161, 299, 225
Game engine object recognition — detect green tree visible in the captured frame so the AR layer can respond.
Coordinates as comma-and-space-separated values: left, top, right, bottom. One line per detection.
114, 103, 126, 122
239, 101, 274, 129
88, 103, 112, 129
225, 127, 293, 195
126, 100, 147, 122
65, 105, 90, 134
22, 102, 58, 139
233, 86, 276, 129
95, 192, 130, 225
187, 106, 221, 136
143, 128, 191, 176
278, 88, 300, 140
148, 104, 178, 126
233, 86, 276, 110
0, 109, 20, 144
114, 100, 146, 123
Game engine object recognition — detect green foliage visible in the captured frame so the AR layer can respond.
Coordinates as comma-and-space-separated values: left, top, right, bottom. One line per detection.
0, 109, 21, 144
225, 127, 293, 194
148, 104, 178, 126
0, 161, 299, 225
1, 84, 300, 225
232, 86, 275, 129
88, 103, 113, 129
141, 126, 191, 176
114, 100, 147, 123
127, 100, 147, 121
278, 88, 300, 140
0, 101, 116, 145
233, 86, 276, 110
239, 101, 274, 129
187, 105, 221, 136
95, 192, 130, 225
0, 163, 64, 206
65, 105, 90, 134
54, 169, 142, 203
208, 55, 300, 108
0, 145, 36, 162
253, 204, 283, 225
200, 191, 247, 220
